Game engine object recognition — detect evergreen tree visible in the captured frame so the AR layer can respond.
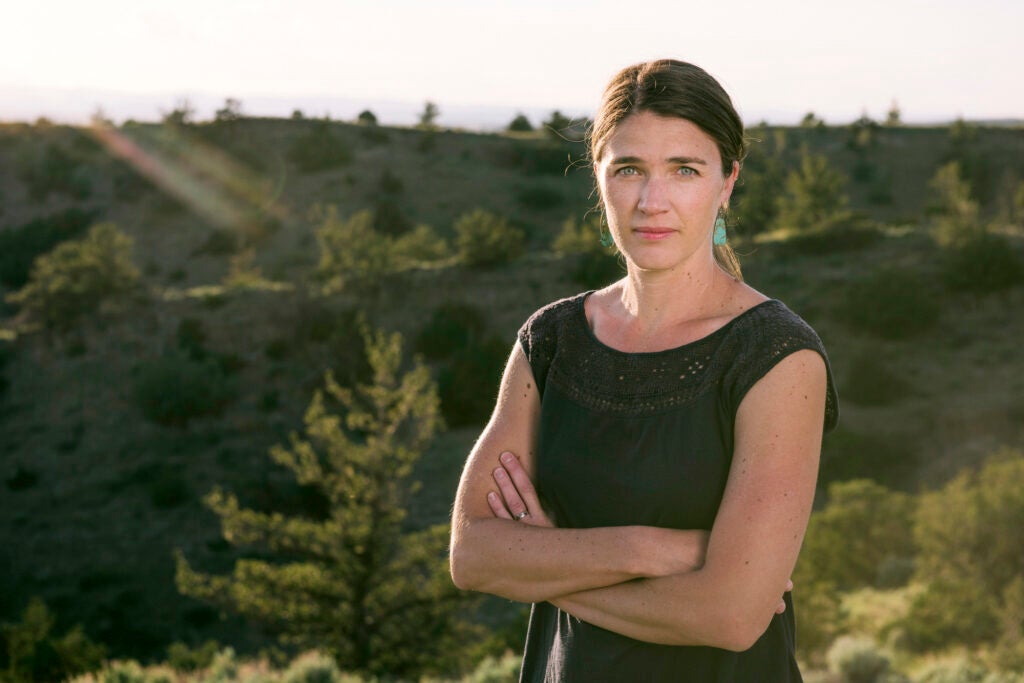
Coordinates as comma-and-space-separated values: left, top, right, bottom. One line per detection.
543, 110, 571, 139
507, 113, 533, 132
418, 101, 440, 130
929, 161, 981, 245
176, 326, 472, 678
774, 148, 849, 232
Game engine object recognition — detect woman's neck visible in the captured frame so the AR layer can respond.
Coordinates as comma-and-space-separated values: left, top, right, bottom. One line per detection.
617, 256, 728, 328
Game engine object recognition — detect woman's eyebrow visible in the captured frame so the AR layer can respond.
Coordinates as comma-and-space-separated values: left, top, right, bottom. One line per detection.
667, 156, 708, 165
607, 155, 708, 165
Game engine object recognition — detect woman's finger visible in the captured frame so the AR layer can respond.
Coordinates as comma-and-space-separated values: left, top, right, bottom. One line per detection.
499, 451, 546, 514
487, 491, 512, 519
493, 466, 529, 519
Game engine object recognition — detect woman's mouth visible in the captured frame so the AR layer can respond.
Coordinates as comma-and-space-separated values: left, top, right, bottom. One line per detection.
633, 227, 675, 240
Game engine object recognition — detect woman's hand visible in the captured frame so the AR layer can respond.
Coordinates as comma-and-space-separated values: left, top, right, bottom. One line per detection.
486, 450, 555, 528
776, 580, 793, 614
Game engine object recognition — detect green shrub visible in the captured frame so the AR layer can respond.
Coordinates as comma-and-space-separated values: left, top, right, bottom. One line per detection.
941, 232, 1024, 294
904, 450, 1024, 651
461, 652, 521, 683
552, 215, 601, 256
17, 141, 92, 201
570, 250, 624, 289
134, 353, 238, 426
166, 640, 221, 672
438, 335, 508, 427
6, 222, 142, 331
376, 169, 403, 195
774, 221, 883, 257
836, 267, 941, 340
497, 142, 575, 175
797, 479, 914, 592
414, 303, 488, 361
915, 659, 991, 683
826, 636, 892, 683
551, 215, 624, 287
516, 182, 563, 211
392, 225, 450, 265
900, 579, 1001, 651
147, 465, 192, 509
264, 338, 291, 361
6, 464, 38, 491
288, 123, 351, 173
315, 208, 396, 292
177, 317, 208, 359
0, 208, 98, 287
454, 209, 525, 267
372, 197, 413, 237
97, 661, 149, 683
0, 339, 12, 401
0, 597, 106, 683
193, 228, 240, 257
281, 652, 342, 683
839, 350, 912, 407
818, 428, 917, 489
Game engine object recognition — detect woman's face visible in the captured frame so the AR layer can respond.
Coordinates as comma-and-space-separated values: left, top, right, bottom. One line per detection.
595, 111, 738, 273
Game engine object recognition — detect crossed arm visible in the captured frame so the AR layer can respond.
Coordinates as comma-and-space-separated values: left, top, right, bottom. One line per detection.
449, 341, 826, 651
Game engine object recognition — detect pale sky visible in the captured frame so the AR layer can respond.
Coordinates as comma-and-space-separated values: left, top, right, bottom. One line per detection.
2, 0, 1022, 127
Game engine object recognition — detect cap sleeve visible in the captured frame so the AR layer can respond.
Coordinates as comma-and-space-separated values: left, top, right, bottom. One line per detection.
516, 294, 584, 399
725, 304, 839, 433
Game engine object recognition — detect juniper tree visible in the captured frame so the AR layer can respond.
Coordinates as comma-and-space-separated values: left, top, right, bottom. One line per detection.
6, 222, 141, 331
774, 148, 849, 233
176, 326, 472, 678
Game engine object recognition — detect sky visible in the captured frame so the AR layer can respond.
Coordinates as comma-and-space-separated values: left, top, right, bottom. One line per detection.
2, 0, 1022, 129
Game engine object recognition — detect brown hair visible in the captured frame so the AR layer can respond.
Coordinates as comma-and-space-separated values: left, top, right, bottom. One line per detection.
589, 59, 747, 280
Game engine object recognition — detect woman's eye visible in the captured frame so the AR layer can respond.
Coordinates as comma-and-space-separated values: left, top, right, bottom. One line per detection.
614, 166, 638, 176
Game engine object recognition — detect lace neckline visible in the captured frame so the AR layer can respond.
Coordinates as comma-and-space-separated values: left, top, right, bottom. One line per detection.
575, 291, 780, 357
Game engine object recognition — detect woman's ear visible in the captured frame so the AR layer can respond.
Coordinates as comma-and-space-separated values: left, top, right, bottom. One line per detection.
721, 160, 740, 206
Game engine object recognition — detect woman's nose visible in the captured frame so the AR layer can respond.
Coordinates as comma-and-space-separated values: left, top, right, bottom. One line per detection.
637, 178, 669, 213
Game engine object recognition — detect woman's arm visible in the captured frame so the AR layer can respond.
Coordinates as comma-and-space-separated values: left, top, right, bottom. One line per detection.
449, 341, 707, 603
547, 350, 827, 651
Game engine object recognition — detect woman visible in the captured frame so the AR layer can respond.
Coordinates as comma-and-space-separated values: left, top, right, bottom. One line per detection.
450, 59, 838, 682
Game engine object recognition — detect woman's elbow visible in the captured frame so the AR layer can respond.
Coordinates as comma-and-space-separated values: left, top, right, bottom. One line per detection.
448, 528, 483, 592
707, 604, 776, 652
449, 544, 481, 592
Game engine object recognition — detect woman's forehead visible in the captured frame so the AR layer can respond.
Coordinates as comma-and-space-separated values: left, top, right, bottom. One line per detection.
602, 112, 721, 162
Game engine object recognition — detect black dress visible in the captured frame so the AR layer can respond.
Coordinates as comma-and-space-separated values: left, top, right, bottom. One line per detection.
516, 292, 839, 683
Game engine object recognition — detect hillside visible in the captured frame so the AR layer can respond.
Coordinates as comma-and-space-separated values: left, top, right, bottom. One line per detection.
1, 114, 1023, 666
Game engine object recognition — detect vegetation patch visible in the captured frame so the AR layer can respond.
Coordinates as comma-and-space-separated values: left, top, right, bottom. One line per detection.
836, 267, 941, 340
133, 353, 238, 426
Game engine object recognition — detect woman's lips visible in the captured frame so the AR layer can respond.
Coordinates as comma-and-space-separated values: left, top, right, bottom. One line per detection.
633, 227, 675, 240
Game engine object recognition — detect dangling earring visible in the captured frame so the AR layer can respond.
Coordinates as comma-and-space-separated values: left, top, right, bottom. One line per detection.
599, 218, 614, 248
713, 213, 727, 246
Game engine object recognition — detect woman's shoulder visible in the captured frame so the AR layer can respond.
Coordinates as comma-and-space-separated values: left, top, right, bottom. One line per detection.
722, 297, 839, 431
518, 291, 589, 341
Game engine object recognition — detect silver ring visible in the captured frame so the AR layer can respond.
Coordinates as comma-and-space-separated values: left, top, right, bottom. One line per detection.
514, 511, 530, 521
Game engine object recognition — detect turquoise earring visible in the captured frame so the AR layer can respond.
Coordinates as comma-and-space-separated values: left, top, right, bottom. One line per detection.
713, 215, 727, 246
600, 221, 614, 248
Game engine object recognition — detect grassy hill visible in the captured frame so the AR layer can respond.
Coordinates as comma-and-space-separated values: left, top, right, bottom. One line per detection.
1, 114, 1023, 668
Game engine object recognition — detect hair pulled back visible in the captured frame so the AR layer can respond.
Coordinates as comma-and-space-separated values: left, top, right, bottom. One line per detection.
589, 59, 747, 280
